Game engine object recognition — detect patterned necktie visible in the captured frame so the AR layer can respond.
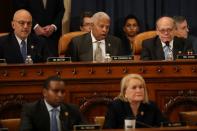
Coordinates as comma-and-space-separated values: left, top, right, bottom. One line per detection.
164, 45, 173, 60
94, 41, 103, 62
21, 40, 27, 61
51, 108, 58, 131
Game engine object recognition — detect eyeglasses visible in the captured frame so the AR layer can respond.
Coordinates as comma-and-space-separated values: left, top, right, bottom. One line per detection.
83, 23, 93, 27
14, 20, 32, 27
157, 28, 174, 34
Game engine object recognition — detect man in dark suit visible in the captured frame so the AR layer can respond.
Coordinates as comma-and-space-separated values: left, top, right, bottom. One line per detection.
141, 16, 193, 60
20, 76, 85, 131
173, 16, 197, 54
0, 9, 50, 64
14, 0, 65, 56
67, 12, 124, 62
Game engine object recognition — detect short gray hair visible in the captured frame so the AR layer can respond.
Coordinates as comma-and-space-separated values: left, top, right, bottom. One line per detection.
92, 12, 110, 24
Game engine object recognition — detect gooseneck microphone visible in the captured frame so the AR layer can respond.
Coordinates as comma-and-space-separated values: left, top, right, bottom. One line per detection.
135, 120, 153, 128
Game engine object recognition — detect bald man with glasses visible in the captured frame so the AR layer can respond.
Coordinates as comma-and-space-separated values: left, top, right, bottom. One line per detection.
0, 9, 50, 64
141, 16, 193, 60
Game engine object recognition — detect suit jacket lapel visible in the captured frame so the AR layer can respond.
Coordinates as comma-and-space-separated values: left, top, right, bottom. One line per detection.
11, 34, 24, 62
173, 38, 180, 59
38, 100, 51, 131
59, 104, 69, 131
155, 38, 165, 60
105, 36, 112, 54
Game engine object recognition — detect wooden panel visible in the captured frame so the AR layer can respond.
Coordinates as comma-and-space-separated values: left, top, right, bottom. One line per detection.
0, 61, 197, 123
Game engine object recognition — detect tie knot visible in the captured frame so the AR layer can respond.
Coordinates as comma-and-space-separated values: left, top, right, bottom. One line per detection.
51, 108, 58, 113
21, 40, 26, 45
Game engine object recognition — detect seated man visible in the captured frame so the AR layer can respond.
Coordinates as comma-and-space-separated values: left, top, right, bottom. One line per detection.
141, 16, 193, 60
0, 9, 50, 64
173, 16, 197, 54
80, 11, 93, 32
67, 12, 124, 62
20, 76, 85, 131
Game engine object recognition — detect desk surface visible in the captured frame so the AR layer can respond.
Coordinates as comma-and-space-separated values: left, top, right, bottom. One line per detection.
102, 126, 197, 131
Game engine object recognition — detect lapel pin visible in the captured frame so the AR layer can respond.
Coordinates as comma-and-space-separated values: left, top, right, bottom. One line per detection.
140, 111, 144, 116
65, 112, 69, 116
108, 43, 111, 47
31, 45, 34, 49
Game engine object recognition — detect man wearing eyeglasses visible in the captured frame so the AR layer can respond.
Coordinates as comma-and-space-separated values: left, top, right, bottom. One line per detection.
173, 16, 197, 54
141, 16, 193, 60
20, 76, 85, 131
0, 9, 50, 64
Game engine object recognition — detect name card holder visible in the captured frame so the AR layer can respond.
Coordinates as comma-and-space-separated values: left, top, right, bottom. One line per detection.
176, 54, 197, 60
0, 59, 6, 65
47, 57, 71, 63
112, 55, 134, 61
73, 124, 101, 131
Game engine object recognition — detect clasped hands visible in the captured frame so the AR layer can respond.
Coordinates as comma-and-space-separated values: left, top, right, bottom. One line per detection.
35, 25, 55, 37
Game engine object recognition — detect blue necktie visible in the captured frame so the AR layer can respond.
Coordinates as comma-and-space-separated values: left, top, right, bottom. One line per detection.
21, 40, 27, 60
51, 108, 58, 131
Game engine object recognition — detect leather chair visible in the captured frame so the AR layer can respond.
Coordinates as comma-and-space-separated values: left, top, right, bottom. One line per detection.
58, 31, 87, 56
133, 31, 157, 60
0, 118, 21, 131
179, 111, 197, 126
0, 33, 8, 37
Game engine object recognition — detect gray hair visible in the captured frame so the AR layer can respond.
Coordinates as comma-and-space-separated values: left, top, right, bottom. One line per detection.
92, 12, 110, 24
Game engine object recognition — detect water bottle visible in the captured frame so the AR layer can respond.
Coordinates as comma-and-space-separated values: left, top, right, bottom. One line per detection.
166, 51, 173, 61
25, 55, 33, 64
104, 53, 112, 62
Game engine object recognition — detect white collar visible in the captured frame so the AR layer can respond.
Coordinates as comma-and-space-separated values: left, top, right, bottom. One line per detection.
90, 31, 105, 44
44, 99, 60, 112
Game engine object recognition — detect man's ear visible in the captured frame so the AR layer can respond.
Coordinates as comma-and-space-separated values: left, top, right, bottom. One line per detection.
42, 88, 47, 97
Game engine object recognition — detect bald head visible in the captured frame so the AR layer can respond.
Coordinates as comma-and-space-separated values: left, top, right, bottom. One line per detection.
13, 9, 32, 22
156, 16, 176, 43
156, 16, 175, 29
12, 9, 32, 40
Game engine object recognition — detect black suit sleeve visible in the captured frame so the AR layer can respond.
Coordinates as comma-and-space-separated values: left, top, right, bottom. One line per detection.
20, 104, 34, 131
67, 39, 79, 61
141, 40, 152, 60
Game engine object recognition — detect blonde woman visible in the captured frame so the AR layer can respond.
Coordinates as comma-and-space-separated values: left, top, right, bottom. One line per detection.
104, 74, 168, 128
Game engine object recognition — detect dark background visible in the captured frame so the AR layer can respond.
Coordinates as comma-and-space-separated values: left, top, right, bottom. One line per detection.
70, 0, 197, 37
1, 0, 197, 37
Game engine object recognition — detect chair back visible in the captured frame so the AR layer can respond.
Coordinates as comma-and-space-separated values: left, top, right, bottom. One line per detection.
133, 31, 157, 60
179, 111, 197, 125
0, 118, 21, 131
0, 33, 8, 37
58, 31, 87, 56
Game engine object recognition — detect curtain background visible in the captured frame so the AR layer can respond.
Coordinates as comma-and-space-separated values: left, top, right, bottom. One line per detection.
70, 0, 197, 37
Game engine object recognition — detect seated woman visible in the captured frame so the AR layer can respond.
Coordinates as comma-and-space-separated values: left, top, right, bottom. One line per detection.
104, 74, 168, 129
121, 14, 140, 55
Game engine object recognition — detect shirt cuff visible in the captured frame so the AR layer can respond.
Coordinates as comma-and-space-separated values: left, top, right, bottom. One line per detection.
51, 24, 57, 31
33, 24, 39, 30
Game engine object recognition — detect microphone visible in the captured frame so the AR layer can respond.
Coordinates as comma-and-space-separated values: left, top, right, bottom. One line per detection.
165, 41, 170, 47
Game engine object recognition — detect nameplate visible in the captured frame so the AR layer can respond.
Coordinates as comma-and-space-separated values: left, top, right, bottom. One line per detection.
112, 55, 134, 60
0, 59, 6, 64
73, 124, 101, 131
47, 57, 71, 62
0, 128, 8, 131
176, 54, 197, 59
